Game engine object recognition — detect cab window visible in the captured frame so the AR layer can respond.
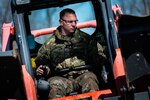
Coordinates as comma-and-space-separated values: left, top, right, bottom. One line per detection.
29, 1, 96, 44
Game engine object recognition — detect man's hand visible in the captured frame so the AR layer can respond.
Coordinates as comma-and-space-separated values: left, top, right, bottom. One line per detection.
36, 65, 50, 76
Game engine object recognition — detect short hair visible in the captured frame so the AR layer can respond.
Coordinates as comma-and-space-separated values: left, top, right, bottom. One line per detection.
60, 8, 76, 19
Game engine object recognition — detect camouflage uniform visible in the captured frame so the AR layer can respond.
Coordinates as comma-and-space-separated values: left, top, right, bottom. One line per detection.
35, 26, 107, 98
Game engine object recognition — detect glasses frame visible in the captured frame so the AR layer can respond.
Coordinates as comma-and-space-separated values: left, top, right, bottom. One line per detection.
61, 19, 78, 24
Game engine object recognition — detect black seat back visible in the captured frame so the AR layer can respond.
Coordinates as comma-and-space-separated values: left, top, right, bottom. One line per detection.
118, 15, 150, 63
118, 15, 150, 85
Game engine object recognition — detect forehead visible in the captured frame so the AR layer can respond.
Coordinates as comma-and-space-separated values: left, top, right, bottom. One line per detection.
62, 13, 77, 19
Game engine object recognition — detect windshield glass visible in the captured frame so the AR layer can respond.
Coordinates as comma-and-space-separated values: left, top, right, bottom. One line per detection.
29, 1, 96, 44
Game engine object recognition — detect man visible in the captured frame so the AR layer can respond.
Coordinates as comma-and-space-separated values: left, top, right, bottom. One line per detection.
35, 8, 107, 99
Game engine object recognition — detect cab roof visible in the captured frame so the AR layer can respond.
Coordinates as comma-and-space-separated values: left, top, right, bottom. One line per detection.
13, 0, 92, 13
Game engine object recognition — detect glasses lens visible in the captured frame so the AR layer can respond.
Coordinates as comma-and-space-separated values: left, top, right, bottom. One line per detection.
62, 19, 78, 24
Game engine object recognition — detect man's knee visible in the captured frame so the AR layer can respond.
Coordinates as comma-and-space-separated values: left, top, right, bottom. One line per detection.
82, 72, 98, 81
48, 76, 72, 88
78, 72, 99, 92
48, 76, 73, 98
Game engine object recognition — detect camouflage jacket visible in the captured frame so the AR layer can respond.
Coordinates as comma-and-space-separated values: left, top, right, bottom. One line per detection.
35, 26, 107, 76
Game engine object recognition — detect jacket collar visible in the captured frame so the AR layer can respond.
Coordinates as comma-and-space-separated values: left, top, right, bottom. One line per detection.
54, 26, 80, 41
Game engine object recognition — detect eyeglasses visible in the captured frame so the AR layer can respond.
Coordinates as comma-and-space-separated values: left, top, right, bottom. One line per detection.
61, 19, 78, 24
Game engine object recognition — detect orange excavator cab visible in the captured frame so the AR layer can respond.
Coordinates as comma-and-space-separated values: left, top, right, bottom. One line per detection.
1, 0, 150, 100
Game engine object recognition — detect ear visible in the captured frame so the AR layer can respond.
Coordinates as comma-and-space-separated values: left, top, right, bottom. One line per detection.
59, 19, 63, 26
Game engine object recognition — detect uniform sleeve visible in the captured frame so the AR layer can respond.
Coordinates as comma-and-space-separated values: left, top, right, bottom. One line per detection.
88, 39, 107, 67
97, 42, 107, 61
35, 40, 51, 68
